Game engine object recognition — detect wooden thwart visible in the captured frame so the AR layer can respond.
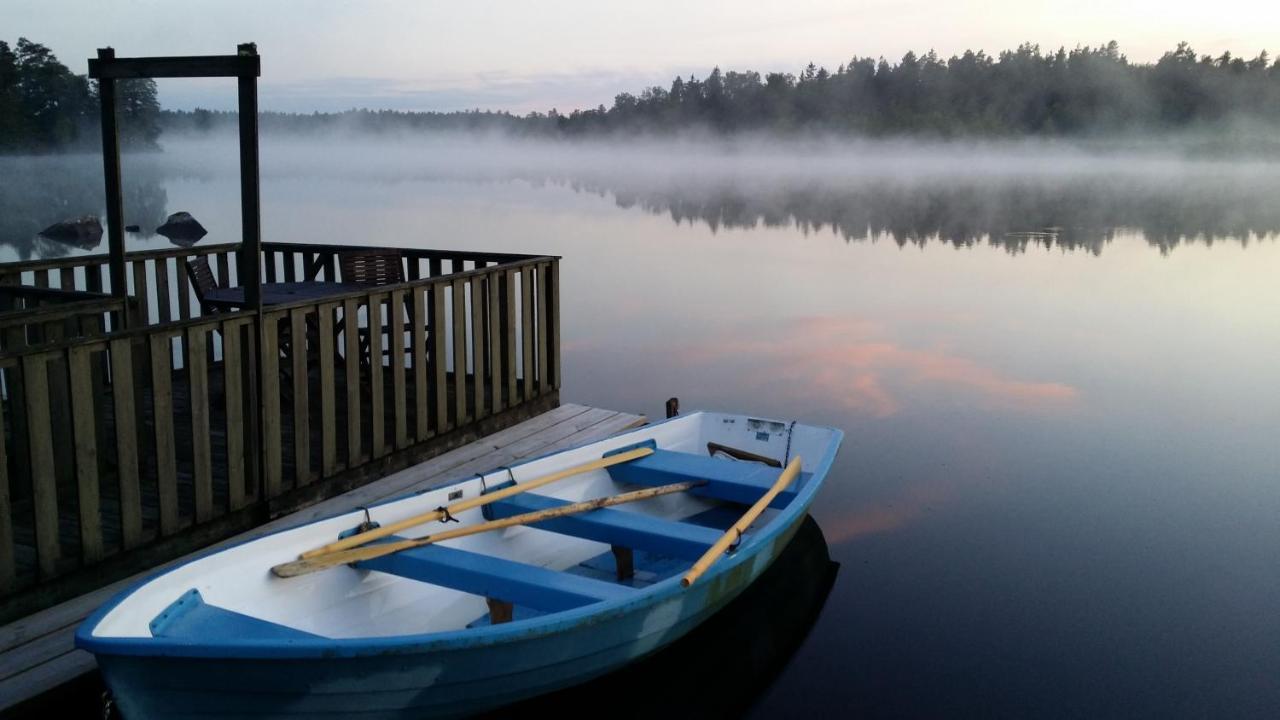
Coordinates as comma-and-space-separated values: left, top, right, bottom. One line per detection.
272, 478, 701, 578
680, 455, 803, 588
296, 446, 655, 559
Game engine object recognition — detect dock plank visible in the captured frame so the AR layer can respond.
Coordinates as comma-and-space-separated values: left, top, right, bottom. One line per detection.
0, 403, 644, 712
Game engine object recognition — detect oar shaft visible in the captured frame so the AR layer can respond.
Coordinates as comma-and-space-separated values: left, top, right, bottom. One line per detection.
299, 446, 654, 559
272, 479, 702, 578
680, 456, 803, 588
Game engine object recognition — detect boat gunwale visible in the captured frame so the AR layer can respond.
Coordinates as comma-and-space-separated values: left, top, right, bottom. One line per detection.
75, 413, 844, 660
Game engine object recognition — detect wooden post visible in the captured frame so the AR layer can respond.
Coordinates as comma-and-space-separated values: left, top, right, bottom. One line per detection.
237, 43, 262, 315
96, 48, 128, 321
235, 42, 266, 502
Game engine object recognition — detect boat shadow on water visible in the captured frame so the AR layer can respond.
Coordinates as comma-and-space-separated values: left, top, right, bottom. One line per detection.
480, 515, 839, 720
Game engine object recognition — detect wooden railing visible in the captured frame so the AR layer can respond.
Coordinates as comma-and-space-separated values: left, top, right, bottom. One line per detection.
0, 243, 559, 616
0, 286, 127, 353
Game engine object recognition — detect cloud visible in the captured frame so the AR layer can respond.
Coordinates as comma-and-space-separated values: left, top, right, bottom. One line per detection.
677, 315, 1078, 416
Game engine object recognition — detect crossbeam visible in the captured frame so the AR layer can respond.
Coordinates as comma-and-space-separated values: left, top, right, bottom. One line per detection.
88, 53, 260, 79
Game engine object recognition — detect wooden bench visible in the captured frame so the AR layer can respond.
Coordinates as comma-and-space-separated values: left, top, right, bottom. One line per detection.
355, 541, 632, 614
483, 492, 722, 560
606, 448, 804, 509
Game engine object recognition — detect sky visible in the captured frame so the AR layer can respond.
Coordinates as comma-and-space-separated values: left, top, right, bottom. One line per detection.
7, 0, 1279, 114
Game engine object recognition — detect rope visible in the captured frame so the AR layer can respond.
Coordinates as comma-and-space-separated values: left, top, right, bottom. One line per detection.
783, 420, 798, 465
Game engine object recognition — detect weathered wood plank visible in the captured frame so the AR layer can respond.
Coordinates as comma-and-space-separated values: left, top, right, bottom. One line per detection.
390, 289, 407, 449
502, 269, 517, 406
176, 261, 192, 321
68, 347, 104, 564
0, 400, 13, 593
222, 324, 245, 511
319, 304, 337, 477
291, 308, 310, 485
187, 329, 213, 522
22, 356, 59, 578
431, 282, 448, 433
549, 261, 561, 389
154, 258, 171, 324
471, 275, 487, 418
283, 251, 297, 283
536, 262, 549, 396
343, 299, 361, 465
130, 261, 148, 325
216, 252, 231, 290
149, 334, 179, 535
521, 265, 534, 402
489, 270, 504, 414
108, 338, 142, 548
452, 278, 467, 424
369, 294, 385, 459
412, 288, 428, 442
261, 314, 282, 498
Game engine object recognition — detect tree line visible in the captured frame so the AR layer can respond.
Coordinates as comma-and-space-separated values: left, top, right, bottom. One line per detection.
0, 37, 161, 153
7, 39, 1279, 147
557, 42, 1280, 136
163, 42, 1280, 140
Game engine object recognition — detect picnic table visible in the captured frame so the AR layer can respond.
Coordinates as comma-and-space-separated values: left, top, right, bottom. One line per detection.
201, 281, 362, 311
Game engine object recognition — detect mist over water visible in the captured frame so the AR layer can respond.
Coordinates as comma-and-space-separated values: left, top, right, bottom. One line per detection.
5, 133, 1279, 260
3, 135, 1279, 716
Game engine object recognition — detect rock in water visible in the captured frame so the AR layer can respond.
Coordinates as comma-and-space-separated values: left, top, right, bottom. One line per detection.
156, 212, 208, 245
38, 216, 104, 249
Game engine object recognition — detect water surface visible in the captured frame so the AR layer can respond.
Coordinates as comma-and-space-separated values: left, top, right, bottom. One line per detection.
3, 138, 1278, 717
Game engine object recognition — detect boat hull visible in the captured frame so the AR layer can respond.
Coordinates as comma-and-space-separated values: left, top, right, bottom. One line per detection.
98, 516, 807, 719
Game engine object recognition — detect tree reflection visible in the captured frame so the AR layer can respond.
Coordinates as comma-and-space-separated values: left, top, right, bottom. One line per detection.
0, 154, 168, 260
567, 172, 1280, 255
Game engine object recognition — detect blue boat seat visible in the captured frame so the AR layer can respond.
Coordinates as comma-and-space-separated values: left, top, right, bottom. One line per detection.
355, 540, 633, 612
150, 588, 319, 641
483, 492, 722, 559
607, 449, 805, 509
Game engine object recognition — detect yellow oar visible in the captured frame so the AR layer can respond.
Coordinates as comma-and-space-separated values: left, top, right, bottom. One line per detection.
272, 479, 703, 578
297, 446, 655, 560
680, 455, 802, 587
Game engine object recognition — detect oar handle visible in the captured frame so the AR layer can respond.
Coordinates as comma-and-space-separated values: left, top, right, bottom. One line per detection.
298, 446, 655, 559
680, 456, 803, 587
272, 478, 702, 578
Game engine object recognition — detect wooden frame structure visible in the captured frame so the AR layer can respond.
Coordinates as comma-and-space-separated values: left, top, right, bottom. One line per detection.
0, 46, 563, 622
88, 43, 264, 320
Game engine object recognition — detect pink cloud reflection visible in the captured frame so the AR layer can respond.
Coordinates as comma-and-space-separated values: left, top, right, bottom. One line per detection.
676, 315, 1078, 416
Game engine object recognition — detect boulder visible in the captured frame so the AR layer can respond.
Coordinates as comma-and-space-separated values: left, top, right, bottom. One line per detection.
156, 212, 208, 245
38, 215, 104, 248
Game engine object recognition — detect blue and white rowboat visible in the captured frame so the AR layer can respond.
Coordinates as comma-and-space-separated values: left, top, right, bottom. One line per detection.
76, 411, 843, 718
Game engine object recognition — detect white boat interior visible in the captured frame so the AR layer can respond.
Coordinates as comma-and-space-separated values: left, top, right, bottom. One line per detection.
87, 412, 840, 642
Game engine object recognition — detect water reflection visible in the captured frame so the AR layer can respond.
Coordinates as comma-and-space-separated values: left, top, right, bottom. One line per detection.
486, 515, 839, 719
675, 316, 1077, 417
562, 172, 1280, 254
0, 154, 169, 260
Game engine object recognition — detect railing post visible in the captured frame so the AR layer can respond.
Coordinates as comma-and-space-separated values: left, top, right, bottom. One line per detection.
95, 48, 128, 323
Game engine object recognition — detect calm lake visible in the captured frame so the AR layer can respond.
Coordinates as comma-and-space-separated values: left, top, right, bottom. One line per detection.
3, 136, 1278, 718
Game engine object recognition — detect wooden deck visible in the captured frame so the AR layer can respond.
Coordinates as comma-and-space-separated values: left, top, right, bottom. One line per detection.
0, 403, 645, 713
4, 356, 528, 588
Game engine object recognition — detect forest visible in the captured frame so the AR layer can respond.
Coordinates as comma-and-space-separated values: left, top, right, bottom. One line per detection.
4, 39, 1279, 150
0, 37, 160, 152
162, 42, 1280, 139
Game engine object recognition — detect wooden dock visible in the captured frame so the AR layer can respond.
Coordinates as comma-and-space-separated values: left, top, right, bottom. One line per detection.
0, 403, 644, 714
